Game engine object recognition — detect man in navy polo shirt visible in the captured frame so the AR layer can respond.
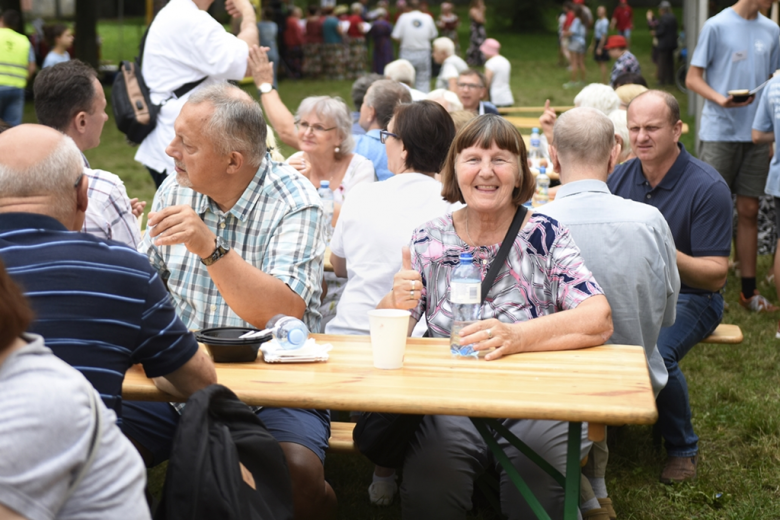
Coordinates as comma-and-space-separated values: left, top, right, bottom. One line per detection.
0, 124, 216, 423
608, 91, 732, 484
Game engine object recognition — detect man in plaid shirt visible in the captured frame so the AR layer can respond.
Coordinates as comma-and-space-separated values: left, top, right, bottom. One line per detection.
124, 83, 335, 519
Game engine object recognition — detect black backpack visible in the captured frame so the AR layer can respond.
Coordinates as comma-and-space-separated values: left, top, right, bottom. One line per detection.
154, 385, 294, 520
112, 22, 205, 145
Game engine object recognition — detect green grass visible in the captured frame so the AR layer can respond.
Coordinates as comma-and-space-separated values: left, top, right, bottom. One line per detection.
20, 6, 780, 519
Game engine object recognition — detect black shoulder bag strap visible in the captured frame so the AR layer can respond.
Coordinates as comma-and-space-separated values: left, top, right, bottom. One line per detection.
480, 205, 527, 302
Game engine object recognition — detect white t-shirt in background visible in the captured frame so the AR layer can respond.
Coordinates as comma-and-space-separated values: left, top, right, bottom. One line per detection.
485, 54, 514, 107
391, 10, 438, 51
436, 54, 468, 90
326, 174, 457, 336
135, 0, 249, 174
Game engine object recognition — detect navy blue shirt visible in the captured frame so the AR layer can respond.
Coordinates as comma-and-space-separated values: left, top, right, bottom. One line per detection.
608, 144, 732, 295
0, 213, 199, 419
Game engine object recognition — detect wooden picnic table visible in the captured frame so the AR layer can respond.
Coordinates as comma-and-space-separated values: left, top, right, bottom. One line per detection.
505, 115, 690, 134
123, 334, 656, 519
498, 106, 575, 115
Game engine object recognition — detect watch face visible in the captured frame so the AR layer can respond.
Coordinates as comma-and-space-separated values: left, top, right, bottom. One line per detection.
260, 83, 272, 93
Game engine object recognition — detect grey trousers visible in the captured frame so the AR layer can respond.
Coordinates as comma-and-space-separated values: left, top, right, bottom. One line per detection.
400, 48, 432, 93
400, 415, 591, 520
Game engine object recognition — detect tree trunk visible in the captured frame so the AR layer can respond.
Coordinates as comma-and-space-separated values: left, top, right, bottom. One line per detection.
75, 0, 99, 68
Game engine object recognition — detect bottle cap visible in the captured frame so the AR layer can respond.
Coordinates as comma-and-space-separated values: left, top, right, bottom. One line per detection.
288, 328, 307, 347
320, 180, 330, 188
539, 166, 546, 174
532, 127, 539, 133
459, 252, 473, 261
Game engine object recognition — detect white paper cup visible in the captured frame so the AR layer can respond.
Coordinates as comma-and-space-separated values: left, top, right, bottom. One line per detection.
368, 309, 411, 369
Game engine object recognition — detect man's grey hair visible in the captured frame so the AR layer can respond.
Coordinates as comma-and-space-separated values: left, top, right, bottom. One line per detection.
187, 83, 267, 169
351, 73, 384, 111
384, 59, 416, 86
0, 133, 83, 221
364, 79, 412, 129
608, 109, 631, 163
296, 96, 355, 158
553, 107, 615, 167
573, 83, 621, 115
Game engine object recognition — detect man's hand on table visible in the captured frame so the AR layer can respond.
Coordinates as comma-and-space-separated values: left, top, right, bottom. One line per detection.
460, 318, 523, 361
147, 205, 217, 259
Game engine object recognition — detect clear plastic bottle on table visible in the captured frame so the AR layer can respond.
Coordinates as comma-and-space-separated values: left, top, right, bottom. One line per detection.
449, 252, 481, 358
317, 180, 334, 243
265, 314, 309, 350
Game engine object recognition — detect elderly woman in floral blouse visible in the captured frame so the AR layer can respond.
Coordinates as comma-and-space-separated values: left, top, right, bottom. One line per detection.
378, 114, 613, 519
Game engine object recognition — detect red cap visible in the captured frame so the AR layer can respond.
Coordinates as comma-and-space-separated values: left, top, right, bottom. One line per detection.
604, 35, 628, 50
573, 0, 584, 4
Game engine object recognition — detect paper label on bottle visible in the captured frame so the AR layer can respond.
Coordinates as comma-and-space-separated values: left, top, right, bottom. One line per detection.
451, 282, 481, 304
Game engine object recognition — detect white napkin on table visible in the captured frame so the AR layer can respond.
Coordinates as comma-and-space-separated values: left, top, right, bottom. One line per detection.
260, 337, 332, 363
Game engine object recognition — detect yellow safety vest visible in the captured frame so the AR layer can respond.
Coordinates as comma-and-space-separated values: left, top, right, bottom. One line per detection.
0, 28, 31, 89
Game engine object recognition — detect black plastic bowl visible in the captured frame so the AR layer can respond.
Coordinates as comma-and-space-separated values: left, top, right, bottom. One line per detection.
196, 327, 271, 363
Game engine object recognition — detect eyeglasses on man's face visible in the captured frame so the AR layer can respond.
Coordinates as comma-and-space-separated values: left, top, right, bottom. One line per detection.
73, 172, 84, 188
457, 82, 484, 90
295, 120, 337, 135
379, 130, 399, 144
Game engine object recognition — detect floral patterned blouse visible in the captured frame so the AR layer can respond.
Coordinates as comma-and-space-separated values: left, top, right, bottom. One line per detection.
409, 212, 604, 338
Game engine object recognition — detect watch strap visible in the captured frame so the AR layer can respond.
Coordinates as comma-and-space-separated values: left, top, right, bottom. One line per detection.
201, 237, 230, 266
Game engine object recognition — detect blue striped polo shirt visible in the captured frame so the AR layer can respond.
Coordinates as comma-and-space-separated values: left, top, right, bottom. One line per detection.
0, 212, 199, 420
608, 144, 733, 295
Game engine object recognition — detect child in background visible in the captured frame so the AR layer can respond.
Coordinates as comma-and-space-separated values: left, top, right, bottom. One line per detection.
593, 6, 610, 84
436, 2, 460, 53
42, 24, 73, 69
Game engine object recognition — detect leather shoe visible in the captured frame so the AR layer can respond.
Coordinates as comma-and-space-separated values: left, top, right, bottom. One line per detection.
660, 455, 697, 484
597, 497, 616, 519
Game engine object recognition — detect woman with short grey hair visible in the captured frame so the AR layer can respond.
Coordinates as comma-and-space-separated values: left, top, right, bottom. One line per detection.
286, 95, 376, 326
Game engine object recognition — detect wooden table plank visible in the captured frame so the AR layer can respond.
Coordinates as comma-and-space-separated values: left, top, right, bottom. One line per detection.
124, 335, 657, 426
505, 115, 689, 134
498, 106, 576, 114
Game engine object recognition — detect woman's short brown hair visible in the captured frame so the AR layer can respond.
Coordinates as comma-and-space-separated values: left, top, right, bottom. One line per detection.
0, 257, 33, 354
393, 100, 456, 174
440, 115, 535, 205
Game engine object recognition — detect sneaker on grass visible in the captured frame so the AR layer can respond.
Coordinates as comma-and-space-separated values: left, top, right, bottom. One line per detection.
368, 480, 397, 506
739, 291, 779, 313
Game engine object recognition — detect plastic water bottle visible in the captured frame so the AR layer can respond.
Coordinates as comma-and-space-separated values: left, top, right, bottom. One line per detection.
318, 180, 334, 243
528, 128, 543, 171
449, 252, 481, 358
533, 166, 550, 207
265, 314, 309, 350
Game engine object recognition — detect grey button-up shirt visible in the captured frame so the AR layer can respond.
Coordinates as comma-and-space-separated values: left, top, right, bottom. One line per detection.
538, 179, 680, 396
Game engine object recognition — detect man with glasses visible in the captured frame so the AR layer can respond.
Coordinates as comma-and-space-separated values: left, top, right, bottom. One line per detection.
129, 83, 335, 520
0, 124, 216, 431
455, 69, 499, 115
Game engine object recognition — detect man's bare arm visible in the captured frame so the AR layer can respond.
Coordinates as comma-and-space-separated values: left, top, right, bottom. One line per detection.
226, 0, 259, 48
753, 129, 774, 145
331, 252, 347, 278
676, 252, 728, 293
152, 348, 217, 398
686, 66, 754, 108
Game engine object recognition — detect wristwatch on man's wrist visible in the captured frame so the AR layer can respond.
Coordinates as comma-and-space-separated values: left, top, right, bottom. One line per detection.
258, 82, 273, 95
201, 236, 230, 266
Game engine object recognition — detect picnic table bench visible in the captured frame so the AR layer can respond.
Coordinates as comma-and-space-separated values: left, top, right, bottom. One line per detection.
701, 323, 743, 344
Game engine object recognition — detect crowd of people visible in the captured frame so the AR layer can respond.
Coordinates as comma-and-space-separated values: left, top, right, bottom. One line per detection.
2, 0, 780, 519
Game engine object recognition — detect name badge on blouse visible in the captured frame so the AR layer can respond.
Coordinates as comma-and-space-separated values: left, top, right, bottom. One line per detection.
732, 51, 747, 63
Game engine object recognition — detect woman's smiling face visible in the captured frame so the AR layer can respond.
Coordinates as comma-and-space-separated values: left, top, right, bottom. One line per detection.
456, 142, 520, 213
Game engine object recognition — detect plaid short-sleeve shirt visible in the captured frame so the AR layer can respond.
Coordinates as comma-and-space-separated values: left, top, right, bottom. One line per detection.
140, 155, 326, 332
